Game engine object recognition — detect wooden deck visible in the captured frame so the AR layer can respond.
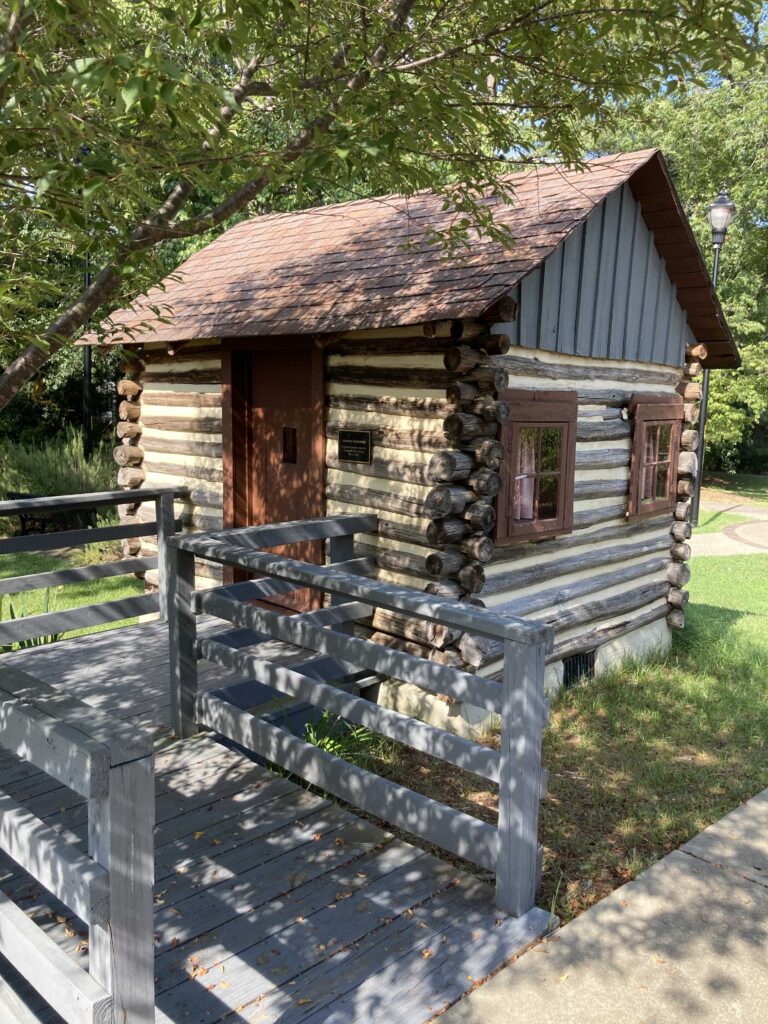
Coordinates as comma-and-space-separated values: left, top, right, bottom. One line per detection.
0, 621, 549, 1024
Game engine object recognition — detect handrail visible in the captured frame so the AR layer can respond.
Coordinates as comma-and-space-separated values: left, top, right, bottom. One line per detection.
0, 487, 186, 643
171, 527, 552, 648
0, 487, 182, 516
0, 665, 154, 1024
168, 515, 550, 918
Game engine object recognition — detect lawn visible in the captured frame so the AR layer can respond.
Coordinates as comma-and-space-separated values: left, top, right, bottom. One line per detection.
694, 508, 753, 534
701, 471, 768, 507
0, 546, 146, 644
340, 553, 768, 924
537, 552, 768, 919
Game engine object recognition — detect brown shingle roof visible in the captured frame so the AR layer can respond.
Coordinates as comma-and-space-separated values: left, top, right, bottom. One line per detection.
86, 149, 737, 368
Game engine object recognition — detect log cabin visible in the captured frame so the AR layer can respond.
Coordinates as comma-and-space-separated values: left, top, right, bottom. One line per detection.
83, 147, 738, 735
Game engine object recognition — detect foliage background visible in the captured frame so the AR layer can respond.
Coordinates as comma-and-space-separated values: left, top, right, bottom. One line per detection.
0, 2, 764, 470
594, 45, 768, 471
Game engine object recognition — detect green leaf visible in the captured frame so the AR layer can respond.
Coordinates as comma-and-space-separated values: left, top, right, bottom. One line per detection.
159, 81, 178, 104
82, 179, 105, 202
140, 93, 157, 117
121, 77, 144, 112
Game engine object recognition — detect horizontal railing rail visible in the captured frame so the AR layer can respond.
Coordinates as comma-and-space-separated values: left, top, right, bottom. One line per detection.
0, 487, 185, 645
0, 665, 154, 1024
167, 514, 553, 918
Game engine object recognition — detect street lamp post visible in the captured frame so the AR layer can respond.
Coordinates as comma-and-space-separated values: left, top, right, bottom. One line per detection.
83, 249, 93, 462
691, 187, 736, 527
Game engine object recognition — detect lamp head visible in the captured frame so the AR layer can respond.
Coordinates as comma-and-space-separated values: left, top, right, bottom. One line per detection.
707, 187, 736, 247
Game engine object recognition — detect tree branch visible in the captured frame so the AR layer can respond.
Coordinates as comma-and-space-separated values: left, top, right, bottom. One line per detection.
0, 0, 419, 409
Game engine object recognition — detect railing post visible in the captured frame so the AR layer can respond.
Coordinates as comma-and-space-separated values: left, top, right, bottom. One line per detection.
155, 493, 176, 622
89, 752, 155, 1024
167, 541, 198, 738
327, 533, 356, 633
495, 636, 547, 917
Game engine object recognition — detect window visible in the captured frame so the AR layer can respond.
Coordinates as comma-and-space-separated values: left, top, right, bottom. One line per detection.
495, 390, 577, 543
628, 394, 683, 517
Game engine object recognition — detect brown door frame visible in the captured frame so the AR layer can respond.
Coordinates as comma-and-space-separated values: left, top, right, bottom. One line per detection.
221, 336, 326, 533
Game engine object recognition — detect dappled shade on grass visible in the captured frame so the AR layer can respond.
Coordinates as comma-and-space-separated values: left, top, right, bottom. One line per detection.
694, 508, 752, 535
701, 472, 768, 507
540, 552, 768, 919
354, 554, 768, 924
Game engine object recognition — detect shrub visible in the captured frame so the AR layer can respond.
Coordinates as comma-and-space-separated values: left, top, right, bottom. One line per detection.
0, 427, 115, 499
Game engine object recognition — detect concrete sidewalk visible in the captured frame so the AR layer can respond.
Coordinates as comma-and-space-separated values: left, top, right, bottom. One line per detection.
441, 790, 768, 1024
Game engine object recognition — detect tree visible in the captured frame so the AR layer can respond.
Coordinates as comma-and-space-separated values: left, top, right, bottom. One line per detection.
0, 0, 760, 409
592, 36, 768, 470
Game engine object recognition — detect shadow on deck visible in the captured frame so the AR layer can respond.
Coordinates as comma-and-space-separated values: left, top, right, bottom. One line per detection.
0, 620, 547, 1024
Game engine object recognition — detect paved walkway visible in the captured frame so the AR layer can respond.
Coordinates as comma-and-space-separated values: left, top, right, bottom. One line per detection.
440, 790, 768, 1024
691, 501, 768, 557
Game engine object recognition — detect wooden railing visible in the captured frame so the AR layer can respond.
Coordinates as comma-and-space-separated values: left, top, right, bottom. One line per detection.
0, 488, 184, 646
0, 665, 154, 1024
167, 514, 553, 918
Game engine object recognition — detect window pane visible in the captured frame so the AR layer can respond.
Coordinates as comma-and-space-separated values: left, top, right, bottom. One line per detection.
642, 426, 656, 500
655, 465, 669, 500
540, 428, 562, 472
513, 427, 538, 521
658, 424, 672, 460
538, 474, 559, 520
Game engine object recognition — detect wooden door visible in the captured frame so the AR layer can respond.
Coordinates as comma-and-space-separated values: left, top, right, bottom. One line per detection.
223, 339, 325, 610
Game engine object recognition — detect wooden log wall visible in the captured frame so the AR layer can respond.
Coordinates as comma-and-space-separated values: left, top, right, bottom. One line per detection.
326, 321, 499, 667
466, 343, 697, 680
112, 321, 697, 694
114, 340, 224, 586
666, 339, 704, 632
337, 334, 694, 688
115, 354, 145, 558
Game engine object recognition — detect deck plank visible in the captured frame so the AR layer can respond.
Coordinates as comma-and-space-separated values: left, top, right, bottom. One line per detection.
0, 621, 549, 1024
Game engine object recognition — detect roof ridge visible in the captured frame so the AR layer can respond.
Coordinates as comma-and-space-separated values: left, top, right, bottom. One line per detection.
225, 147, 660, 231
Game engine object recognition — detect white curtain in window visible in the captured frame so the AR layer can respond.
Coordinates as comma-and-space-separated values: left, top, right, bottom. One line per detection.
643, 426, 658, 500
514, 432, 537, 520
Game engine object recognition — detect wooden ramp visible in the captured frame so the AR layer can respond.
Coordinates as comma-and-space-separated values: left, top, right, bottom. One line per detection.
0, 626, 549, 1024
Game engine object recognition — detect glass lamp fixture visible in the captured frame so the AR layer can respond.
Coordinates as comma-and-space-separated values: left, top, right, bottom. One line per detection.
707, 187, 736, 247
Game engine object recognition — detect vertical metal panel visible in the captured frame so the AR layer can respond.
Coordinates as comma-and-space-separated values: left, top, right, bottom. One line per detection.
682, 321, 697, 356
660, 281, 678, 366
575, 200, 604, 356
519, 268, 542, 348
623, 202, 650, 361
495, 185, 696, 368
592, 187, 622, 360
638, 236, 662, 362
556, 224, 583, 355
608, 184, 637, 361
539, 244, 563, 351
650, 262, 673, 365
509, 283, 521, 346
665, 299, 685, 368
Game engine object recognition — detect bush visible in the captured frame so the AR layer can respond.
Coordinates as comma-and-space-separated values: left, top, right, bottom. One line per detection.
0, 427, 115, 499
0, 345, 122, 446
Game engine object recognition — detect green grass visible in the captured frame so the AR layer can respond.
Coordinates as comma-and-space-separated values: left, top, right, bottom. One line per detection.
539, 553, 768, 920
0, 547, 146, 644
336, 553, 768, 924
702, 471, 768, 507
693, 508, 753, 534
